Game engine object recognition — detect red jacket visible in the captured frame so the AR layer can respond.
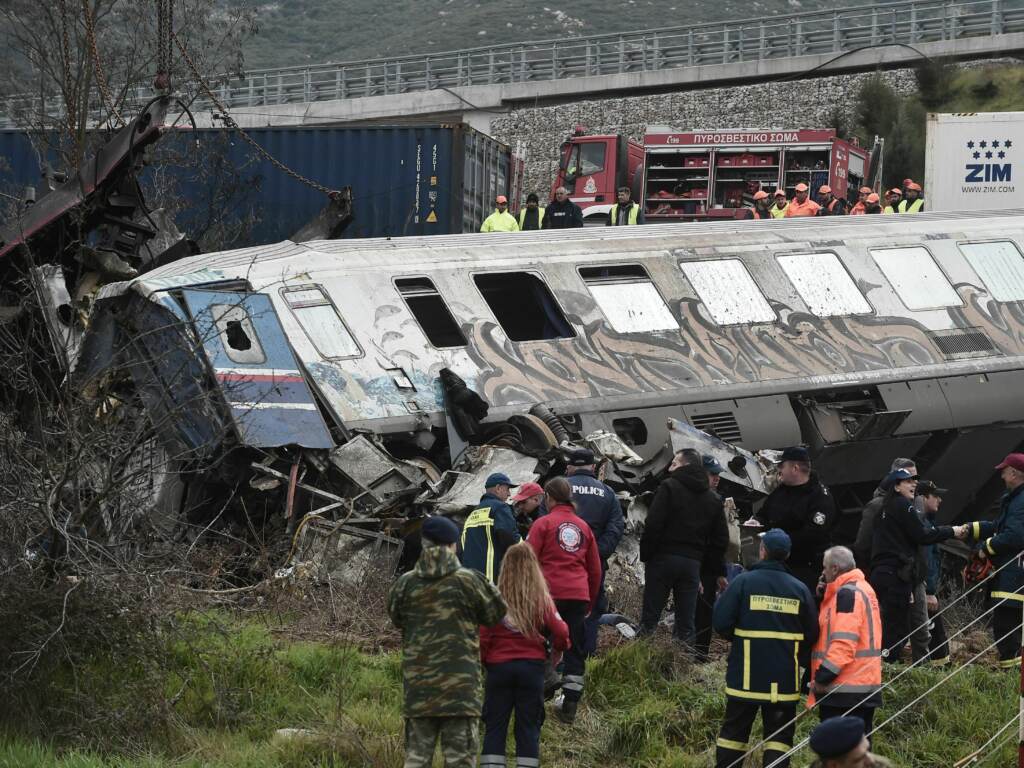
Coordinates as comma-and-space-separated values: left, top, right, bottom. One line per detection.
480, 603, 571, 664
527, 503, 602, 608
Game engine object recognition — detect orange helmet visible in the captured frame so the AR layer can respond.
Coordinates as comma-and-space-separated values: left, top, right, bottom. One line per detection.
866, 193, 880, 204
818, 185, 832, 194
753, 190, 770, 201
906, 182, 922, 192
794, 182, 809, 192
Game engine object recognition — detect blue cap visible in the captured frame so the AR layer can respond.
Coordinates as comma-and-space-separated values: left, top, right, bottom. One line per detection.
809, 716, 866, 758
759, 528, 792, 557
485, 472, 516, 488
702, 455, 724, 475
780, 446, 810, 463
880, 468, 918, 491
421, 516, 460, 545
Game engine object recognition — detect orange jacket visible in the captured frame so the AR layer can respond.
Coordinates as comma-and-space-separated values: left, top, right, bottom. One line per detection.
849, 202, 867, 215
808, 568, 883, 710
784, 198, 821, 217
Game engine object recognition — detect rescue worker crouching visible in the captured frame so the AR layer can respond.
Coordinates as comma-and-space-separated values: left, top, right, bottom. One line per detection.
460, 472, 522, 582
959, 452, 1024, 667
808, 546, 883, 733
518, 193, 545, 231
816, 185, 846, 216
480, 195, 519, 232
713, 529, 819, 768
607, 185, 644, 225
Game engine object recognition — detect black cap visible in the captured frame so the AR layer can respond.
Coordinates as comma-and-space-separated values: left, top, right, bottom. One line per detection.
567, 448, 596, 466
780, 446, 810, 463
809, 716, 866, 758
917, 480, 948, 497
526, 192, 539, 203
421, 516, 460, 545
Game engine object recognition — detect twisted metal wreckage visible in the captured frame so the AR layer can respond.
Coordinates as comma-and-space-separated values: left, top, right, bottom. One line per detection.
0, 98, 768, 584
5, 96, 1024, 589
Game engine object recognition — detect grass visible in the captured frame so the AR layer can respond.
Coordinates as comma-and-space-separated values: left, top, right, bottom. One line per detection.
0, 612, 1018, 768
939, 65, 1024, 113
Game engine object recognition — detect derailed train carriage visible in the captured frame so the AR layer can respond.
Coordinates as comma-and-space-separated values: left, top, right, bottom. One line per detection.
77, 210, 1024, 544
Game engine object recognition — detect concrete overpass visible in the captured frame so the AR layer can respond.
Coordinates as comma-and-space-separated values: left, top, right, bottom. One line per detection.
3, 0, 1024, 132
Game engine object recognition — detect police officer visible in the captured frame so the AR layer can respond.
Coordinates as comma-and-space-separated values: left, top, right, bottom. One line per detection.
518, 193, 545, 231
563, 448, 624, 656
713, 529, 819, 768
607, 186, 644, 225
459, 472, 522, 582
757, 447, 838, 595
960, 453, 1024, 667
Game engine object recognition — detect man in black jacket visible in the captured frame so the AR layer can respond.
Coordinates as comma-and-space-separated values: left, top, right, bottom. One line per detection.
757, 447, 838, 595
639, 448, 729, 646
542, 187, 584, 229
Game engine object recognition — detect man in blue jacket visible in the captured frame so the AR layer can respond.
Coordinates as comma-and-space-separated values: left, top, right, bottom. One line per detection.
565, 448, 624, 655
962, 453, 1024, 667
713, 529, 819, 768
459, 472, 522, 582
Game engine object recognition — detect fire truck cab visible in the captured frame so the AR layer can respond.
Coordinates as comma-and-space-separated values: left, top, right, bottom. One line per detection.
554, 128, 645, 224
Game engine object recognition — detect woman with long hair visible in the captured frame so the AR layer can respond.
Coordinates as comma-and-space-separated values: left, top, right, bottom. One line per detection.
526, 476, 602, 725
480, 542, 569, 767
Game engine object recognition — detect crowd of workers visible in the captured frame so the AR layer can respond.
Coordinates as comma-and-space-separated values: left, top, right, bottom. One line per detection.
388, 446, 1024, 767
480, 179, 924, 231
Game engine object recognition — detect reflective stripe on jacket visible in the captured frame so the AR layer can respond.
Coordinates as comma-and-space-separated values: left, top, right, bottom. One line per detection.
459, 493, 521, 581
713, 559, 819, 702
970, 484, 1024, 602
808, 568, 883, 710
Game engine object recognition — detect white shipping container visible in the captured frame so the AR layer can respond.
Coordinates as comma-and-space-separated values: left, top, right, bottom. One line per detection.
924, 112, 1024, 213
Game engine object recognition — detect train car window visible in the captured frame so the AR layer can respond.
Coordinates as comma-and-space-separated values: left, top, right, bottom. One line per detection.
395, 277, 468, 348
211, 304, 266, 364
579, 265, 678, 332
473, 272, 575, 341
282, 286, 361, 359
870, 247, 961, 310
777, 253, 872, 316
958, 241, 1024, 301
678, 259, 776, 325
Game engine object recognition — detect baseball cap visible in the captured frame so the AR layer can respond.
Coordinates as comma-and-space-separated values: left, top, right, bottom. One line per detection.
759, 528, 791, 557
774, 189, 786, 197
753, 190, 769, 201
866, 193, 880, 204
510, 481, 544, 503
780, 446, 810, 464
421, 516, 460, 545
485, 472, 517, 488
917, 480, 948, 497
889, 187, 903, 195
859, 186, 872, 194
702, 455, 724, 475
995, 453, 1024, 472
794, 182, 808, 192
881, 468, 918, 491
809, 717, 865, 759
906, 182, 922, 192
903, 178, 914, 187
567, 447, 596, 466
818, 185, 831, 194
495, 195, 508, 204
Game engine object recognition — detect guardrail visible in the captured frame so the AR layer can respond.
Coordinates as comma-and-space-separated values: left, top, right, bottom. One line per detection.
2, 0, 1023, 128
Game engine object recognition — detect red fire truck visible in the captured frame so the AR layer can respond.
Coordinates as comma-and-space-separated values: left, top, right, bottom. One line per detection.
555, 127, 876, 223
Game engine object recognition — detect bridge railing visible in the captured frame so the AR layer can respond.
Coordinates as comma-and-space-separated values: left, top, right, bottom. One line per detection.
2, 0, 1023, 128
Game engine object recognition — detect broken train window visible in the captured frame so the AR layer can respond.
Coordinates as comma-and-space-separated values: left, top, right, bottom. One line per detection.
579, 264, 678, 333
211, 303, 266, 364
395, 276, 467, 348
679, 259, 776, 325
870, 246, 961, 311
282, 285, 361, 359
958, 240, 1024, 302
473, 272, 575, 342
776, 252, 872, 317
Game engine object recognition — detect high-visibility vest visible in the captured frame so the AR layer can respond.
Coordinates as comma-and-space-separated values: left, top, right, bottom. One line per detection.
480, 209, 520, 232
518, 206, 545, 230
883, 205, 897, 214
807, 568, 883, 710
609, 202, 640, 225
770, 204, 788, 219
898, 198, 924, 213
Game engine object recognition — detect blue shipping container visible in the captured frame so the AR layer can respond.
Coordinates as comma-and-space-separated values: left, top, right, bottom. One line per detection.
0, 124, 514, 245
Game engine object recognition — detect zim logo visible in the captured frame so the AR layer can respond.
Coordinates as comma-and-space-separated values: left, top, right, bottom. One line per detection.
964, 138, 1012, 183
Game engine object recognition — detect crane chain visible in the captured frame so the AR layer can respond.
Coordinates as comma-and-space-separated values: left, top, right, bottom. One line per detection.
81, 0, 125, 127
172, 31, 338, 198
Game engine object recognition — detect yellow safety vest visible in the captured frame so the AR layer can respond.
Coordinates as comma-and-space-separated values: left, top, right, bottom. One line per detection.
461, 507, 498, 582
480, 209, 520, 232
770, 204, 788, 219
609, 203, 640, 225
518, 207, 545, 229
898, 198, 924, 214
883, 206, 896, 214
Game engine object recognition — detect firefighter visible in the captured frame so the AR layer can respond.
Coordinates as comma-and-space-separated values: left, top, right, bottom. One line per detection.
770, 190, 786, 219
785, 183, 821, 217
882, 188, 902, 214
713, 529, 819, 768
607, 186, 644, 225
960, 453, 1024, 668
808, 546, 883, 732
898, 182, 924, 213
480, 195, 520, 232
745, 190, 773, 219
518, 193, 545, 231
848, 187, 872, 216
864, 193, 883, 215
460, 472, 522, 582
816, 185, 846, 216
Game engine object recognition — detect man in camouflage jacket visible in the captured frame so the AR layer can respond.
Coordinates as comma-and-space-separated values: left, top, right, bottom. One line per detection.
388, 516, 507, 768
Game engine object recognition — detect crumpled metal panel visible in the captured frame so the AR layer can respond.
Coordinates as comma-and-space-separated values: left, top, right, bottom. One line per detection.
667, 418, 770, 494
421, 446, 542, 515
328, 435, 424, 509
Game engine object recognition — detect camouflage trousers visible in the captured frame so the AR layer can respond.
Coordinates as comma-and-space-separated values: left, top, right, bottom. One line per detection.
403, 716, 480, 768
